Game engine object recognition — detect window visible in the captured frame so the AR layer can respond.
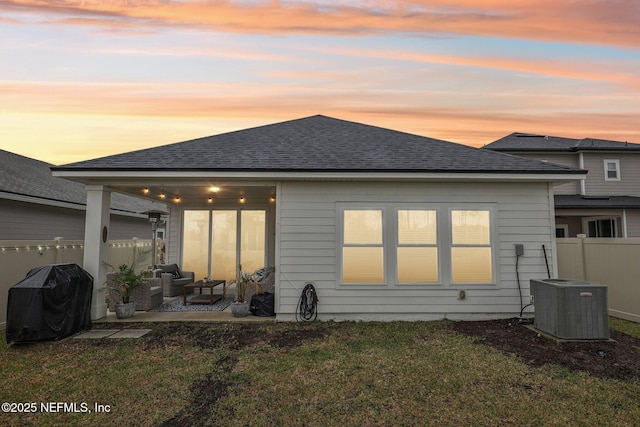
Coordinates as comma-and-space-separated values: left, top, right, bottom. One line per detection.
587, 218, 618, 238
450, 210, 493, 283
556, 225, 569, 238
339, 205, 495, 286
183, 209, 266, 280
604, 159, 620, 181
342, 210, 384, 284
397, 210, 438, 283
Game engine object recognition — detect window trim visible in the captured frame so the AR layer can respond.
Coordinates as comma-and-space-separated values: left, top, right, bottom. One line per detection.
337, 203, 497, 288
449, 208, 495, 285
604, 159, 621, 181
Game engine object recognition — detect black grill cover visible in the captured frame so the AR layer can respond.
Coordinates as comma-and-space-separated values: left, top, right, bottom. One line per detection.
6, 264, 93, 344
250, 292, 275, 317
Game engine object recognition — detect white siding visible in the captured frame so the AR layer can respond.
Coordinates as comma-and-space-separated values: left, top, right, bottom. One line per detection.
276, 181, 555, 321
624, 211, 640, 237
503, 153, 581, 195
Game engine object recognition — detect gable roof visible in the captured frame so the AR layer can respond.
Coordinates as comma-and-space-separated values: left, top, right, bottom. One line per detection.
53, 115, 582, 175
485, 132, 640, 152
0, 149, 165, 214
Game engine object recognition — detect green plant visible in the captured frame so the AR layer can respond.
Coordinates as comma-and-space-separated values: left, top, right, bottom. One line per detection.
105, 248, 150, 304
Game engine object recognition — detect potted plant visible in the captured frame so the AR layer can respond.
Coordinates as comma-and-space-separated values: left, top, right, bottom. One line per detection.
231, 264, 252, 317
105, 249, 149, 319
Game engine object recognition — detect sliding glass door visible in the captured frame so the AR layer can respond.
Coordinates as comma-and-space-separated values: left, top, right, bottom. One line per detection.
183, 209, 266, 281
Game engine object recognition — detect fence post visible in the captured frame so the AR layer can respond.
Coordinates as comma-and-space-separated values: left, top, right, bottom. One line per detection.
577, 234, 587, 280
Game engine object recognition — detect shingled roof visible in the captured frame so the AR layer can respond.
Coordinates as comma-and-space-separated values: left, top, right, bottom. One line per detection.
0, 149, 164, 214
486, 132, 640, 152
53, 115, 582, 175
555, 195, 640, 209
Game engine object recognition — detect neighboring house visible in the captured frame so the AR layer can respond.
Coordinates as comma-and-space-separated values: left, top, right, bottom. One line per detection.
0, 149, 166, 240
485, 133, 640, 238
51, 115, 584, 321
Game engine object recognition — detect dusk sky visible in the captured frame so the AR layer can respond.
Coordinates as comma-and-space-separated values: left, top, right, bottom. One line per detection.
2, 0, 639, 165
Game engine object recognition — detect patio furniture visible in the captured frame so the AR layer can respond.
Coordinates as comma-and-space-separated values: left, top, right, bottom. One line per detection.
248, 270, 275, 298
157, 263, 195, 297
107, 274, 163, 311
183, 279, 226, 305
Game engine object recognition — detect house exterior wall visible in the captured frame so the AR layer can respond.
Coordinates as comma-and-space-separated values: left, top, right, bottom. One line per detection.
624, 210, 640, 237
506, 153, 581, 195
0, 199, 151, 240
582, 152, 640, 196
276, 180, 556, 321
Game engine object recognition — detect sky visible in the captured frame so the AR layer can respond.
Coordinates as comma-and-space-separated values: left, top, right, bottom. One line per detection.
1, 0, 639, 165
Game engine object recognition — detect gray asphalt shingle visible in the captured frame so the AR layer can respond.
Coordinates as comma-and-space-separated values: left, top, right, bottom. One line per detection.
53, 115, 582, 175
555, 195, 640, 208
486, 132, 640, 152
0, 149, 163, 213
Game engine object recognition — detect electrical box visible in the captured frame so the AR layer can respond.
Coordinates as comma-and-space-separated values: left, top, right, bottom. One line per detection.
531, 279, 609, 340
515, 244, 524, 256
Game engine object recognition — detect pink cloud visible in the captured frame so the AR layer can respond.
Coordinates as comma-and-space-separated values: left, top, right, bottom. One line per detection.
2, 0, 639, 47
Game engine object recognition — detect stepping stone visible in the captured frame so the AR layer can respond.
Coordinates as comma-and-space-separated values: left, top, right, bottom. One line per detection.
108, 329, 152, 339
74, 329, 120, 339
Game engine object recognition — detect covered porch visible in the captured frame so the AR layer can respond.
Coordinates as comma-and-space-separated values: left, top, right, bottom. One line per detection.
71, 178, 277, 321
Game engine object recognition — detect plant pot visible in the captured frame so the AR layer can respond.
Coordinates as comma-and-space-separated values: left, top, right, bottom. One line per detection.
231, 301, 250, 317
114, 302, 136, 319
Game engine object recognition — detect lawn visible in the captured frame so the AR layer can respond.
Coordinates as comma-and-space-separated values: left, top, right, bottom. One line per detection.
1, 318, 639, 426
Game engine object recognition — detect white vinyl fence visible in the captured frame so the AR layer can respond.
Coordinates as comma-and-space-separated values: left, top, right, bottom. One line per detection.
557, 236, 640, 323
0, 238, 164, 329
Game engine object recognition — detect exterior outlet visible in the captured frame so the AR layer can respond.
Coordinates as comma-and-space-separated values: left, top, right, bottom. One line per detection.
458, 290, 466, 300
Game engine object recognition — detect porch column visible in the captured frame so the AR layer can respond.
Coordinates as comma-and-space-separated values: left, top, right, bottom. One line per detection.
83, 185, 111, 320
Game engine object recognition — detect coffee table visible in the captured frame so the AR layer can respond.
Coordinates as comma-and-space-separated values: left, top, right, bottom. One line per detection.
183, 279, 226, 305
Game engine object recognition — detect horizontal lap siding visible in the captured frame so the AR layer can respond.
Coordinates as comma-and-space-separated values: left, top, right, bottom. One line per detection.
583, 153, 640, 197
277, 181, 554, 319
508, 153, 580, 195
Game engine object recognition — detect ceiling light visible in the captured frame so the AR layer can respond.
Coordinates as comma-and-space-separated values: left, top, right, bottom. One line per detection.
143, 187, 149, 194
159, 192, 166, 199
240, 196, 245, 203
208, 197, 213, 203
210, 186, 220, 193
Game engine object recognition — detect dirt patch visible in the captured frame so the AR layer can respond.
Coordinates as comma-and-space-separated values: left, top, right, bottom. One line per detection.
451, 318, 640, 381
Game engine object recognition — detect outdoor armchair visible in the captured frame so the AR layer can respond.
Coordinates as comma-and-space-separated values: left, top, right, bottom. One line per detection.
157, 263, 195, 297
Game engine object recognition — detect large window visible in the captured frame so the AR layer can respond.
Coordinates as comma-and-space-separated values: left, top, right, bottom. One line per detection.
183, 209, 266, 281
339, 205, 494, 286
397, 210, 438, 283
450, 210, 493, 283
342, 210, 384, 284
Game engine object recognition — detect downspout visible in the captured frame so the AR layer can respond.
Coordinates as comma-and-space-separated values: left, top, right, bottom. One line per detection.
578, 152, 586, 195
622, 209, 628, 238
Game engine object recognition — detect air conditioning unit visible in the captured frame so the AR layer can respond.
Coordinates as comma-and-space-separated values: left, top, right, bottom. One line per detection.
530, 278, 609, 340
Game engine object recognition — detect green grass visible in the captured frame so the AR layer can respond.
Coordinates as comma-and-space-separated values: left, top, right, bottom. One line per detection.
1, 319, 639, 427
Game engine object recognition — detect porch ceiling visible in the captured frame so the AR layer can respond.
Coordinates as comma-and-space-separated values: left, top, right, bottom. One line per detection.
109, 182, 276, 206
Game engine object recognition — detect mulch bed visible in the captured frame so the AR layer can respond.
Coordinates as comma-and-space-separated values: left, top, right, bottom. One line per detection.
451, 318, 640, 381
